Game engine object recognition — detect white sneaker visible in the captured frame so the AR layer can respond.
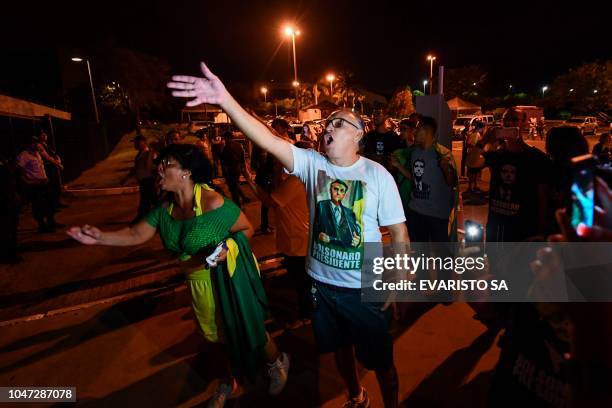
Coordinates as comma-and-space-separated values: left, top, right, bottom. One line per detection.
207, 380, 236, 408
268, 352, 290, 395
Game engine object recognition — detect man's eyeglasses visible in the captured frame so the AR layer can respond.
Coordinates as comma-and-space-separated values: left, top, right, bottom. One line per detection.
325, 117, 362, 130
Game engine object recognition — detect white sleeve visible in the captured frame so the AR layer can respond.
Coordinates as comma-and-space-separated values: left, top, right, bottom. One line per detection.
377, 168, 406, 226
285, 144, 318, 184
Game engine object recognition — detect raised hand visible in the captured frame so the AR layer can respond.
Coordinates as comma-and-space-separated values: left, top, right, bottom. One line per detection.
167, 62, 229, 107
66, 225, 102, 245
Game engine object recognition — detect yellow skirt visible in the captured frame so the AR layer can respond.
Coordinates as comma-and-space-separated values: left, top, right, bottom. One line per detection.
186, 268, 224, 343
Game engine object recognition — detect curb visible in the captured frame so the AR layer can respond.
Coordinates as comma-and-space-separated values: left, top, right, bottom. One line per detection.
0, 284, 186, 328
0, 255, 286, 328
65, 186, 140, 197
65, 177, 230, 197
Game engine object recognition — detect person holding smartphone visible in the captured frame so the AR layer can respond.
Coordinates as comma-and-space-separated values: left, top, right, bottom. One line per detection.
476, 108, 552, 242
67, 144, 290, 407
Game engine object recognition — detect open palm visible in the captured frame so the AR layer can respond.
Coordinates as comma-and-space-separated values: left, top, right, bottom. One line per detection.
66, 225, 101, 245
167, 62, 228, 107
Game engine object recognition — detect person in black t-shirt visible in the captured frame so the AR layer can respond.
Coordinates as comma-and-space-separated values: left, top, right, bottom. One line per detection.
592, 132, 611, 164
478, 108, 552, 242
363, 111, 403, 172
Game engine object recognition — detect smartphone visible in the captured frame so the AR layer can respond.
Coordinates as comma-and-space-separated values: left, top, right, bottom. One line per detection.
493, 127, 520, 141
464, 219, 485, 256
569, 154, 596, 232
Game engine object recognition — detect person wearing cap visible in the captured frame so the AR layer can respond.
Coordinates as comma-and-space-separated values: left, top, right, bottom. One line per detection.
169, 63, 408, 408
122, 135, 157, 222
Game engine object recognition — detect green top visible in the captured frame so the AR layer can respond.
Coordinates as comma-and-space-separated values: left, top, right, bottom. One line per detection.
145, 184, 240, 260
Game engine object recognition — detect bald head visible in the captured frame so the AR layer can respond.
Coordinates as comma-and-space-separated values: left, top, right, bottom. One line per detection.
324, 109, 365, 160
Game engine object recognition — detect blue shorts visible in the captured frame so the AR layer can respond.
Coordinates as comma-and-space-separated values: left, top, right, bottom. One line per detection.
310, 279, 394, 371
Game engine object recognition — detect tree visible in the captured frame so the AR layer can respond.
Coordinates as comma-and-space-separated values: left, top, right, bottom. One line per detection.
387, 87, 415, 118
334, 71, 357, 108
94, 46, 172, 124
544, 61, 611, 114
444, 65, 488, 101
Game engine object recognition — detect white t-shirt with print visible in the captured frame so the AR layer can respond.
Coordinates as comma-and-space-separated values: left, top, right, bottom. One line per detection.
288, 145, 406, 288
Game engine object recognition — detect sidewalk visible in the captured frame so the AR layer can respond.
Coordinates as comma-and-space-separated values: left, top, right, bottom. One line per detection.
1, 131, 498, 325
0, 129, 276, 325
0, 129, 503, 406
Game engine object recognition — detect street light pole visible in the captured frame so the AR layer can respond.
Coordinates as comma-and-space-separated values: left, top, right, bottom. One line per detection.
284, 26, 301, 116
72, 57, 99, 124
85, 60, 100, 124
423, 80, 428, 94
427, 55, 437, 95
326, 73, 335, 100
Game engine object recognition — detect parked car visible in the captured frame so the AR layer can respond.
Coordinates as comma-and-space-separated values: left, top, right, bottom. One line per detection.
453, 116, 480, 136
188, 121, 214, 134
564, 116, 599, 135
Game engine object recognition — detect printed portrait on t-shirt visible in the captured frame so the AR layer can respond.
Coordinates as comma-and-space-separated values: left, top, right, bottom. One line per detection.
491, 163, 521, 216
311, 170, 365, 270
412, 159, 430, 199
376, 140, 384, 156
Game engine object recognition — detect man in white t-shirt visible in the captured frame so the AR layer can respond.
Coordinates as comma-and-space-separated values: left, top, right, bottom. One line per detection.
169, 63, 409, 408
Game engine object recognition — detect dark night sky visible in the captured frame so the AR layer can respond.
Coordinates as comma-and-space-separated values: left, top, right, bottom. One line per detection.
2, 0, 610, 99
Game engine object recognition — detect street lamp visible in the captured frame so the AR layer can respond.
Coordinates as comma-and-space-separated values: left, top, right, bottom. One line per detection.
326, 73, 335, 97
71, 57, 99, 124
292, 80, 300, 88
509, 84, 513, 90
569, 88, 575, 93
542, 86, 548, 97
594, 89, 599, 94
260, 86, 268, 102
283, 25, 301, 114
423, 80, 428, 93
426, 54, 437, 95
472, 82, 477, 86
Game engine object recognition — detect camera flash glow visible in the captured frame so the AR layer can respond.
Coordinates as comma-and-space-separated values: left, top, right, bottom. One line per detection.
467, 226, 479, 237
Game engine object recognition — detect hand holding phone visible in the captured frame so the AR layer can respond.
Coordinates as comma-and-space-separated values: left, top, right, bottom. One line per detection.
569, 154, 596, 233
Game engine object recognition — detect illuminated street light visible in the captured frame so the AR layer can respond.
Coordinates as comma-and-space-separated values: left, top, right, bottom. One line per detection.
292, 81, 300, 88
71, 56, 99, 124
569, 88, 575, 92
326, 73, 335, 96
426, 54, 437, 95
473, 82, 477, 86
423, 80, 428, 93
260, 86, 268, 102
283, 24, 301, 113
594, 89, 599, 94
542, 86, 549, 97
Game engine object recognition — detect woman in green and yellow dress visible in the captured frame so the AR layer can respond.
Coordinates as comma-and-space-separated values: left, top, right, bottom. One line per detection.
67, 144, 289, 407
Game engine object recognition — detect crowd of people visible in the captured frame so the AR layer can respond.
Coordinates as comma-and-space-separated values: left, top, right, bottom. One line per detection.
3, 60, 609, 407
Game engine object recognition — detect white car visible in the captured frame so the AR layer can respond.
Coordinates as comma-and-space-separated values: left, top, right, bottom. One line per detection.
452, 115, 490, 136
565, 116, 599, 135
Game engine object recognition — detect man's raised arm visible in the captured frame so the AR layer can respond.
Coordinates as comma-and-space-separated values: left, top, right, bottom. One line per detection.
168, 62, 294, 172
